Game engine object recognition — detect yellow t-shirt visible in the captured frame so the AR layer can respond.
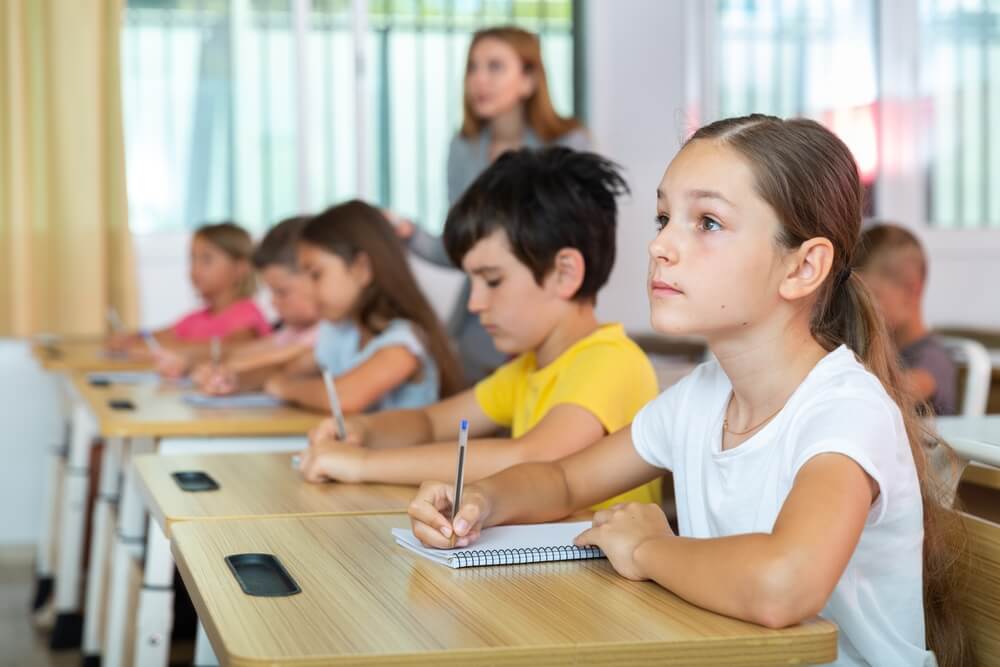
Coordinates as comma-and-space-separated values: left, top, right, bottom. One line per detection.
474, 323, 661, 509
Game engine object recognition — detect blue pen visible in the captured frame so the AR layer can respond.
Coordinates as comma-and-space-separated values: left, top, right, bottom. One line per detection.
449, 419, 470, 548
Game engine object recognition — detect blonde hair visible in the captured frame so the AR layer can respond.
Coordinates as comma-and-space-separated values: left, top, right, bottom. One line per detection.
194, 222, 256, 298
460, 26, 581, 142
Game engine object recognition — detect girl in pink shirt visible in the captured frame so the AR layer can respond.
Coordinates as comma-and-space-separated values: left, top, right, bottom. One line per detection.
109, 222, 270, 370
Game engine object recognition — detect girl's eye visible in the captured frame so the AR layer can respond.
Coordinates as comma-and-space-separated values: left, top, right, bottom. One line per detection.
654, 214, 669, 231
700, 216, 722, 232
485, 279, 502, 288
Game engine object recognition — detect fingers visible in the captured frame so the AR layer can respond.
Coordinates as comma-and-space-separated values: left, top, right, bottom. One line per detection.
408, 482, 457, 549
574, 526, 599, 547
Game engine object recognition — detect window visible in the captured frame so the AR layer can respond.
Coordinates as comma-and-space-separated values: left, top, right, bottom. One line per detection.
919, 0, 1000, 228
704, 0, 880, 206
121, 0, 577, 235
691, 0, 1000, 228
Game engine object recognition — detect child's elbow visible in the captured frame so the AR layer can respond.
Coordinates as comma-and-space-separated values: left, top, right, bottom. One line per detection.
746, 559, 827, 629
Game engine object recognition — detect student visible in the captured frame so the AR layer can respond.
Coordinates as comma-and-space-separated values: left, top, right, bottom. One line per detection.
262, 200, 463, 414
109, 222, 271, 370
299, 148, 662, 511
855, 223, 957, 416
408, 117, 967, 667
194, 216, 322, 394
393, 26, 591, 385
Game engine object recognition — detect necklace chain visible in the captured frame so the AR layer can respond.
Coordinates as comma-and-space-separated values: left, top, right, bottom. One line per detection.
722, 395, 785, 436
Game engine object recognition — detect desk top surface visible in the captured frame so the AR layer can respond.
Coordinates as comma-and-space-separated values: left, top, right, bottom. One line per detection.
172, 514, 838, 667
135, 452, 412, 536
72, 374, 323, 438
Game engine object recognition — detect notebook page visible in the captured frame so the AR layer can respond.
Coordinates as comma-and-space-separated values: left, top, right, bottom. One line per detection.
392, 521, 601, 569
182, 392, 283, 409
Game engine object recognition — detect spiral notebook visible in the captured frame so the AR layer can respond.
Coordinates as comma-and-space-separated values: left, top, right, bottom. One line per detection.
392, 521, 604, 569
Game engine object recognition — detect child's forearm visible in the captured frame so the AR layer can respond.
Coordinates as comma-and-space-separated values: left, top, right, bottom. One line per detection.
473, 461, 577, 526
353, 410, 435, 449
281, 377, 330, 412
632, 533, 817, 629
359, 438, 529, 486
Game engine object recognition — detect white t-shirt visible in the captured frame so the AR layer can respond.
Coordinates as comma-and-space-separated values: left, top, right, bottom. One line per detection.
631, 345, 934, 667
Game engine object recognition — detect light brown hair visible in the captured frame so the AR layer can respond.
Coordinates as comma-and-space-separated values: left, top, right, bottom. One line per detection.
855, 221, 928, 290
687, 114, 968, 665
252, 216, 311, 270
194, 222, 256, 298
460, 26, 581, 142
300, 201, 464, 398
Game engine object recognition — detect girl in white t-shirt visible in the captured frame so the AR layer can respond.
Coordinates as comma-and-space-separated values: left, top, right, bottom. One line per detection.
407, 115, 967, 667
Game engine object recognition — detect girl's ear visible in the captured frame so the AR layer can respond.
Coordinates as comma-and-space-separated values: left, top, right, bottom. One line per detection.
546, 247, 586, 300
778, 237, 834, 301
350, 251, 374, 287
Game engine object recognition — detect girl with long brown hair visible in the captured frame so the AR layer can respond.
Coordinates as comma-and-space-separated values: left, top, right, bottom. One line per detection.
407, 115, 968, 666
263, 200, 463, 414
397, 26, 590, 386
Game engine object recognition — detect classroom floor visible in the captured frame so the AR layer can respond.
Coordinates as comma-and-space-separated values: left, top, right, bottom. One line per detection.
0, 547, 197, 667
0, 547, 75, 667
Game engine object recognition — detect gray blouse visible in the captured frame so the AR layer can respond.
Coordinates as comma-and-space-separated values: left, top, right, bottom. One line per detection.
408, 126, 592, 385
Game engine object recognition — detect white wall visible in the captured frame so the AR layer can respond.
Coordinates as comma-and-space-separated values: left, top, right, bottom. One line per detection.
585, 0, 687, 334
0, 341, 62, 545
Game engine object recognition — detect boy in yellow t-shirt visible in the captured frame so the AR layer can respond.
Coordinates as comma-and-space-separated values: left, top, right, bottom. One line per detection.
299, 147, 660, 508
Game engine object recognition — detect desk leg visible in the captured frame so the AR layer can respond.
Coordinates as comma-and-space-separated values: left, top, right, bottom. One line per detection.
81, 436, 124, 665
194, 620, 219, 666
134, 518, 174, 667
104, 437, 153, 667
35, 375, 77, 615
32, 436, 66, 615
50, 401, 97, 649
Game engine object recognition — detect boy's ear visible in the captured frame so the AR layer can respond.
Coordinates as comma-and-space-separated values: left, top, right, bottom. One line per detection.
777, 237, 834, 301
547, 247, 586, 300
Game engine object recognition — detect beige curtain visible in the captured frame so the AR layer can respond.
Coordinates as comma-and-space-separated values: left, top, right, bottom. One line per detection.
0, 0, 137, 337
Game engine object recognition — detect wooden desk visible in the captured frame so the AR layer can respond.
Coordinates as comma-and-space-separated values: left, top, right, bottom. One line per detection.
67, 375, 324, 667
173, 514, 838, 667
134, 452, 412, 537
72, 374, 322, 438
938, 415, 1000, 467
32, 338, 150, 372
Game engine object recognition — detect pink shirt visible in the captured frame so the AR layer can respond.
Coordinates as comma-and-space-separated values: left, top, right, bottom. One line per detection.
172, 299, 272, 341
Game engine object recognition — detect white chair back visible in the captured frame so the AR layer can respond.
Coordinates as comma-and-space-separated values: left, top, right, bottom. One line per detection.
939, 336, 991, 417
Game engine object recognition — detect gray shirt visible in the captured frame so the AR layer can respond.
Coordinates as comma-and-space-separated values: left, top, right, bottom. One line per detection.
408, 125, 591, 385
900, 335, 957, 416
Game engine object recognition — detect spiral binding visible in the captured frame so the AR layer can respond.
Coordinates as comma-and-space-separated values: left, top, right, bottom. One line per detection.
448, 544, 604, 568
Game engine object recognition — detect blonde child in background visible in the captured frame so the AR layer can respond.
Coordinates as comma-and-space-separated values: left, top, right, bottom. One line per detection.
109, 222, 270, 373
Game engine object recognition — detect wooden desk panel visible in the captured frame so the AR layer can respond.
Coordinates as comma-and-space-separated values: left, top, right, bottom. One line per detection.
173, 514, 838, 666
135, 452, 412, 536
32, 338, 150, 372
72, 374, 322, 438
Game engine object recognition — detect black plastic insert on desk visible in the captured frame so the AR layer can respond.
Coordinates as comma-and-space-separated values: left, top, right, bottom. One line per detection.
225, 554, 301, 597
107, 399, 135, 410
171, 471, 220, 492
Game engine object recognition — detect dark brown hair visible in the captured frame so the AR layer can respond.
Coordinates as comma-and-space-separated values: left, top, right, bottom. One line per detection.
300, 201, 464, 397
687, 114, 968, 665
443, 147, 627, 303
460, 26, 582, 142
252, 216, 311, 270
194, 222, 256, 298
